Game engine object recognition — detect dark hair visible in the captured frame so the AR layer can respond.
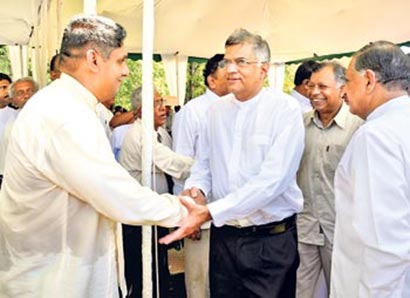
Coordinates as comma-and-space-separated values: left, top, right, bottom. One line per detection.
60, 15, 126, 62
225, 28, 270, 63
311, 61, 346, 85
0, 73, 12, 84
50, 53, 61, 72
353, 41, 410, 91
203, 54, 224, 87
294, 60, 320, 86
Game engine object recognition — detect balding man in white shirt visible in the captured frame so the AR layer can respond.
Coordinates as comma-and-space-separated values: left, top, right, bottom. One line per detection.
331, 41, 410, 297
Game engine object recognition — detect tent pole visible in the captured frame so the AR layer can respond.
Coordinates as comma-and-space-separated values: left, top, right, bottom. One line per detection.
141, 0, 154, 297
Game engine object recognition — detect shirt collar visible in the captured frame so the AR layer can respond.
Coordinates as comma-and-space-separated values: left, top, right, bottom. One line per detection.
59, 73, 99, 111
205, 88, 222, 101
367, 95, 410, 121
230, 88, 264, 109
306, 102, 350, 129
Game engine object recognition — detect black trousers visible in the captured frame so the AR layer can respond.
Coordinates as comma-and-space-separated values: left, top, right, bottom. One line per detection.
122, 225, 169, 298
209, 217, 299, 298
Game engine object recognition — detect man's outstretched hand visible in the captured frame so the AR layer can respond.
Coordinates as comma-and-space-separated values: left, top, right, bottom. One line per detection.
159, 195, 211, 245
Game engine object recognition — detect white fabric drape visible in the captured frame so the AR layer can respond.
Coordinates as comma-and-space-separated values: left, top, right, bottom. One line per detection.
8, 45, 29, 80
268, 62, 285, 90
161, 54, 188, 106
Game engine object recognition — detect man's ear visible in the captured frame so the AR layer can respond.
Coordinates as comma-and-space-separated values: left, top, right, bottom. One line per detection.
260, 62, 270, 80
364, 69, 377, 92
85, 49, 99, 72
207, 75, 216, 90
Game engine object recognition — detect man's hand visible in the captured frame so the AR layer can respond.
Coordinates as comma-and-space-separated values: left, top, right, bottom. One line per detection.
181, 187, 207, 205
159, 196, 211, 245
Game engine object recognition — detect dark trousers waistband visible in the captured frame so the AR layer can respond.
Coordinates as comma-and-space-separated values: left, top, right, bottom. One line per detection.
212, 214, 296, 237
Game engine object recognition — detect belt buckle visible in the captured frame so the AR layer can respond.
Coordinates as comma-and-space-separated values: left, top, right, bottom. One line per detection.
269, 223, 286, 234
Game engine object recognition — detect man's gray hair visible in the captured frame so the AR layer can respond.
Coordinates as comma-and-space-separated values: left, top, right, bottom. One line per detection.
313, 61, 346, 85
130, 87, 143, 111
225, 28, 271, 63
353, 41, 410, 91
60, 15, 126, 61
9, 77, 39, 98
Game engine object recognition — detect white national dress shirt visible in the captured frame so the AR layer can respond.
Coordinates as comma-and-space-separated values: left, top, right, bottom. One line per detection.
290, 89, 312, 113
172, 88, 221, 195
0, 74, 187, 298
185, 87, 305, 227
0, 106, 18, 137
331, 95, 410, 298
119, 119, 193, 194
96, 102, 114, 139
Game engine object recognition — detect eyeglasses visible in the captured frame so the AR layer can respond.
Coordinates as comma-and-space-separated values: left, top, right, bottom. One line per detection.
154, 98, 166, 108
218, 58, 266, 69
15, 89, 35, 98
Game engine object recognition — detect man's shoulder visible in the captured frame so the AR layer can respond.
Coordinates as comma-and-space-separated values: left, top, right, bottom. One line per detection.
262, 87, 301, 111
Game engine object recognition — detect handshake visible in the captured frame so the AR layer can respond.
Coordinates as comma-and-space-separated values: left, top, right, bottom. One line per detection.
159, 187, 211, 245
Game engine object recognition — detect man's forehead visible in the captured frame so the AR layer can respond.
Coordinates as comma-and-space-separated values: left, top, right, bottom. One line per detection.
225, 42, 254, 57
310, 66, 336, 83
0, 80, 10, 86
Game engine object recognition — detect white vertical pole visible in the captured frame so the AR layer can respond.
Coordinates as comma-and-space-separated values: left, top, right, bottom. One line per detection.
83, 0, 97, 15
141, 0, 154, 297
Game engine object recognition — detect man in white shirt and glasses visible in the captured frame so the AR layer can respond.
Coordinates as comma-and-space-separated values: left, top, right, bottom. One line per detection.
331, 41, 410, 297
161, 28, 305, 298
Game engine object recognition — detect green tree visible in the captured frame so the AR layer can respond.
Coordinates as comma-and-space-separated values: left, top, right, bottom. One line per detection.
0, 46, 12, 75
115, 59, 169, 110
185, 62, 206, 104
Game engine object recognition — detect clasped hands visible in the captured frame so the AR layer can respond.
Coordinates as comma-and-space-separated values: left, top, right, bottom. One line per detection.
159, 187, 210, 245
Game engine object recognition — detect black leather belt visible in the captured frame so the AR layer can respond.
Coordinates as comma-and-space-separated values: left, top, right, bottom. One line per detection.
213, 214, 296, 237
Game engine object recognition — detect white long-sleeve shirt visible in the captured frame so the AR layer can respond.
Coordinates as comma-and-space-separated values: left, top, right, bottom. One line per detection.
0, 74, 187, 298
119, 119, 193, 194
331, 95, 410, 298
185, 88, 305, 227
172, 88, 221, 195
291, 89, 312, 113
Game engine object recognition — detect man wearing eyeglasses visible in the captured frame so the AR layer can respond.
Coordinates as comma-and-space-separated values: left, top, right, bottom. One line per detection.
296, 61, 362, 298
161, 28, 305, 298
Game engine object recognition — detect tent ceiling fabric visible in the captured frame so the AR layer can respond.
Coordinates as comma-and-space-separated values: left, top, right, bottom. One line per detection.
4, 0, 410, 62
0, 0, 43, 45
96, 0, 410, 62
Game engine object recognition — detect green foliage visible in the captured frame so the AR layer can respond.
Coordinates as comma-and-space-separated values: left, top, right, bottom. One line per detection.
0, 46, 12, 75
283, 63, 298, 94
185, 62, 206, 103
115, 59, 169, 110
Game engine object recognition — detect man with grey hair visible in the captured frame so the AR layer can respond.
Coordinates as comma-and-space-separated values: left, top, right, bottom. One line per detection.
110, 87, 142, 161
331, 41, 410, 297
120, 86, 193, 298
172, 53, 229, 298
0, 15, 191, 298
0, 76, 39, 188
161, 28, 305, 297
296, 61, 362, 298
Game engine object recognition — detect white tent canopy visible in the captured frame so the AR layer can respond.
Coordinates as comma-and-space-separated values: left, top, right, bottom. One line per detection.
3, 0, 410, 94
3, 0, 410, 91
